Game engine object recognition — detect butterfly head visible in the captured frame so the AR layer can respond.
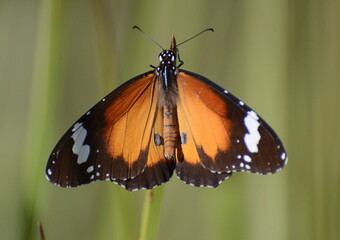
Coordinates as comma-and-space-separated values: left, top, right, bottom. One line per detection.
158, 50, 176, 67
157, 35, 178, 69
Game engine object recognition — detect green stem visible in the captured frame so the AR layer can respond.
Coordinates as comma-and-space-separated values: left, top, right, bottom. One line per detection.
20, 1, 62, 239
138, 187, 164, 240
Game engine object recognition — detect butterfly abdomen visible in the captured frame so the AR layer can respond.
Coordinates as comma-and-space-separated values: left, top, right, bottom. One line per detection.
163, 105, 178, 160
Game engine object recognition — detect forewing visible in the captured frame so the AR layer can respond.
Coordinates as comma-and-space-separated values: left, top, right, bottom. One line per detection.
176, 70, 287, 175
46, 71, 160, 187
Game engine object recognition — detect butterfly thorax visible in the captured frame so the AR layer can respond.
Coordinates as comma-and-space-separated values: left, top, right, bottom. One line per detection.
156, 50, 179, 107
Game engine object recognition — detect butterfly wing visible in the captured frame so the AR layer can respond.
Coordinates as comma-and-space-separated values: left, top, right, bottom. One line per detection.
175, 109, 232, 187
46, 71, 174, 188
116, 107, 176, 191
175, 70, 287, 186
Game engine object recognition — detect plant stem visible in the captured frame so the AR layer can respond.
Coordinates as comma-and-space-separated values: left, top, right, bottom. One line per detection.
138, 187, 164, 240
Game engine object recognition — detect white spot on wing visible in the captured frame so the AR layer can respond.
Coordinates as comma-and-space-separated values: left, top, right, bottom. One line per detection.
72, 122, 82, 132
71, 126, 87, 155
244, 111, 261, 153
47, 169, 52, 175
71, 124, 91, 164
77, 145, 90, 164
239, 101, 244, 106
281, 152, 286, 160
87, 166, 94, 173
243, 155, 252, 162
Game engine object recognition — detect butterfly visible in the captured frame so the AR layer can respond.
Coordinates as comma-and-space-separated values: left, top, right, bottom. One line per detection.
46, 27, 287, 191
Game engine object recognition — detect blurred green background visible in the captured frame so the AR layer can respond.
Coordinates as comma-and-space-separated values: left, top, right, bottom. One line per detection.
1, 0, 339, 239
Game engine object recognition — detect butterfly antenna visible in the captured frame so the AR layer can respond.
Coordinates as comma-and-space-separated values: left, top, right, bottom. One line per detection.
177, 28, 214, 47
133, 26, 164, 51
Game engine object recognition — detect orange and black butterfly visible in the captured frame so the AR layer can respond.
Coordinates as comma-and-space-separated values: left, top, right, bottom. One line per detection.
46, 27, 287, 191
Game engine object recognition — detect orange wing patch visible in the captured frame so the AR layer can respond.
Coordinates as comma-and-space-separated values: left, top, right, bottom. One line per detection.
177, 72, 231, 165
103, 73, 158, 180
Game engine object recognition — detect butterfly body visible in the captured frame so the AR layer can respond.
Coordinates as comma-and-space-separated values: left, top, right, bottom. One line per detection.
46, 35, 287, 191
155, 41, 181, 160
